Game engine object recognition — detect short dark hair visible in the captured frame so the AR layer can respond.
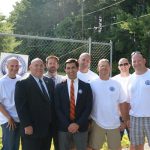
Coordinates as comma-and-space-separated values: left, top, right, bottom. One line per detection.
65, 58, 79, 68
46, 55, 59, 63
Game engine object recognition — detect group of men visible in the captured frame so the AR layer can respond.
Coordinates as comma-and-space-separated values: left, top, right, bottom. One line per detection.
0, 51, 149, 150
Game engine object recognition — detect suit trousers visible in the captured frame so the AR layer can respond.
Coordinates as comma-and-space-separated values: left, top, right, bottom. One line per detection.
59, 131, 88, 150
22, 136, 52, 150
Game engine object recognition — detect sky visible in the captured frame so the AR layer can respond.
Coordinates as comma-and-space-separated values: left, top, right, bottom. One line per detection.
0, 0, 21, 17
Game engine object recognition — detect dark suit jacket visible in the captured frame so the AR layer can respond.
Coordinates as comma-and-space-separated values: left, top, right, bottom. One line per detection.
55, 79, 93, 132
15, 75, 54, 138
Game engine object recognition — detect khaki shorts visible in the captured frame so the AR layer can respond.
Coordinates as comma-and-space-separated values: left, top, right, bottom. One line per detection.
88, 120, 121, 150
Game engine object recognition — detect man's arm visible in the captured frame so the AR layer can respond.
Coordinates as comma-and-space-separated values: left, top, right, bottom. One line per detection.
54, 84, 70, 129
76, 84, 93, 127
0, 104, 16, 130
119, 102, 130, 123
15, 80, 33, 135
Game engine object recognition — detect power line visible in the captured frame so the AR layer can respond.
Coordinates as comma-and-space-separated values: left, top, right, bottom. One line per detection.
101, 12, 150, 28
86, 12, 150, 32
84, 0, 125, 17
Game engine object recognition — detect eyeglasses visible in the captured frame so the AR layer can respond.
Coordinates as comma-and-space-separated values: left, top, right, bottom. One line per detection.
131, 51, 142, 57
119, 63, 129, 67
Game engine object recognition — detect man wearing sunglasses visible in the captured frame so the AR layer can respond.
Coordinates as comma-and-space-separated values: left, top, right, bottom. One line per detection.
112, 58, 135, 150
127, 51, 150, 150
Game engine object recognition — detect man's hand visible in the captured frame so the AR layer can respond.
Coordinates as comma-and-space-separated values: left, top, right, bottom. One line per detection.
119, 122, 126, 131
68, 123, 79, 133
126, 120, 130, 129
24, 126, 33, 135
7, 117, 16, 131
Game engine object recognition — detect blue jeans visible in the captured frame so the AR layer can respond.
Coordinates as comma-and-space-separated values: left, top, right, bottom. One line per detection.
1, 122, 20, 150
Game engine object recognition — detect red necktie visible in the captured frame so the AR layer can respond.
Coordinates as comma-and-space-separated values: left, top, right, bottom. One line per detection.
70, 80, 75, 120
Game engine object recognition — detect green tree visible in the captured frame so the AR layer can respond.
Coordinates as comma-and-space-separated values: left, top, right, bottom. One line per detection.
0, 14, 20, 52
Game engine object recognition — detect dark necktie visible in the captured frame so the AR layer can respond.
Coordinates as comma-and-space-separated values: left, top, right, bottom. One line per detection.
51, 76, 55, 85
70, 80, 75, 120
39, 79, 49, 100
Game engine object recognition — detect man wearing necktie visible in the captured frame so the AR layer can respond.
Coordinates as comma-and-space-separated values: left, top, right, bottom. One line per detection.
15, 58, 54, 150
55, 58, 93, 150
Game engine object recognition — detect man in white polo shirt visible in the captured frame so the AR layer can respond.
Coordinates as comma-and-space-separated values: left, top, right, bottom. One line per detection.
88, 59, 128, 150
127, 51, 150, 150
0, 58, 21, 150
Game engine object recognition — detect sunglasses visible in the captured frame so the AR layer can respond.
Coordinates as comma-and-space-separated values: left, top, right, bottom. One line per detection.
119, 63, 129, 67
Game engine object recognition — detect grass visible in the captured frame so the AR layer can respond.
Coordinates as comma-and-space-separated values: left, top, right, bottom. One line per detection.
0, 127, 130, 150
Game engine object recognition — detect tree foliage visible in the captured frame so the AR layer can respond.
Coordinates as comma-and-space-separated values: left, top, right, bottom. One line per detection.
8, 0, 150, 70
0, 15, 20, 52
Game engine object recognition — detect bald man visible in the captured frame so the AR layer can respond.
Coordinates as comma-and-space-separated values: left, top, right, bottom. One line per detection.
77, 53, 98, 83
0, 57, 21, 150
15, 58, 55, 150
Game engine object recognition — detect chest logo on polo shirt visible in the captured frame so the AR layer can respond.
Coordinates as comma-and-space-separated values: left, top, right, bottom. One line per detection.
109, 86, 115, 91
145, 80, 150, 85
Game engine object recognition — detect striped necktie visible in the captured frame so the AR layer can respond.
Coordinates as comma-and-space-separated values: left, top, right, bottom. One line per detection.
70, 80, 75, 120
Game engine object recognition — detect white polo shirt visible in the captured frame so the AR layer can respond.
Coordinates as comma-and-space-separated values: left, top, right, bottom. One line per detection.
90, 78, 126, 129
112, 74, 131, 98
0, 74, 21, 125
77, 70, 98, 83
127, 69, 150, 117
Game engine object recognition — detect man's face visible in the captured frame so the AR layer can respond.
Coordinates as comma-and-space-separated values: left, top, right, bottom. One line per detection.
132, 53, 146, 72
29, 60, 44, 78
118, 59, 130, 73
46, 58, 59, 74
78, 55, 91, 69
7, 59, 19, 77
98, 61, 110, 77
65, 63, 78, 80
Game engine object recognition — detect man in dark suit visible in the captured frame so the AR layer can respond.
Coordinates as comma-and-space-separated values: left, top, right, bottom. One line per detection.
55, 58, 93, 150
15, 58, 54, 150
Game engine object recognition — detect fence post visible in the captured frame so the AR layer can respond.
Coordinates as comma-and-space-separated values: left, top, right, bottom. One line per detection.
88, 37, 92, 55
110, 40, 113, 77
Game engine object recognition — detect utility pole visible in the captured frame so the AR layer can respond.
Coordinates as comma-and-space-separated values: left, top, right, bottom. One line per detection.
81, 0, 85, 39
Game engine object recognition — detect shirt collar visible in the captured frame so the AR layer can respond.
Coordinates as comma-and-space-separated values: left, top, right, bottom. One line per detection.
31, 75, 44, 82
67, 77, 78, 83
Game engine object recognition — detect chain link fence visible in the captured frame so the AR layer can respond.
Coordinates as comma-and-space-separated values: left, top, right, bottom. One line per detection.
0, 33, 112, 74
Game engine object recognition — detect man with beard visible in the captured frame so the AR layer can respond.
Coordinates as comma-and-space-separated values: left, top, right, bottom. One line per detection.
45, 55, 65, 85
45, 55, 65, 150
